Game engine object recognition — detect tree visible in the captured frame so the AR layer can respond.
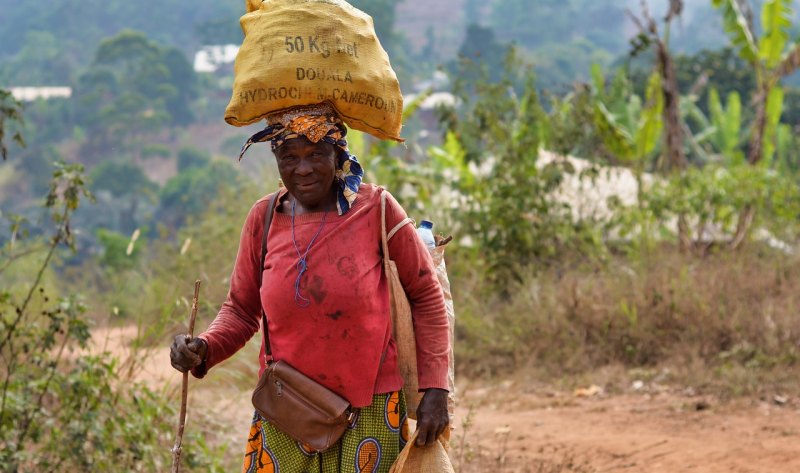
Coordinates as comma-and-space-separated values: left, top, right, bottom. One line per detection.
348, 0, 411, 85
73, 30, 197, 158
195, 17, 243, 46
0, 0, 243, 69
628, 1, 690, 250
465, 0, 484, 26
489, 0, 627, 52
176, 146, 211, 172
451, 25, 513, 85
0, 31, 76, 86
158, 160, 239, 228
712, 0, 800, 247
90, 160, 158, 233
680, 48, 757, 107
348, 0, 401, 48
435, 58, 603, 283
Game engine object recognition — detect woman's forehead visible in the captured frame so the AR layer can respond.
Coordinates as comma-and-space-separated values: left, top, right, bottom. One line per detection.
275, 137, 334, 154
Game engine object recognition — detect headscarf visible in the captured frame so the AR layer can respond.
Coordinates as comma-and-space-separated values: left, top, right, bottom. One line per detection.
239, 103, 364, 215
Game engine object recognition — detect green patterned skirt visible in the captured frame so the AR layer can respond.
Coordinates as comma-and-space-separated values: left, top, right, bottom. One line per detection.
242, 391, 409, 473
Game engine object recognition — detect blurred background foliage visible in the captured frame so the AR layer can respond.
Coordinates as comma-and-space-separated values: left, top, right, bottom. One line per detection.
4, 0, 800, 470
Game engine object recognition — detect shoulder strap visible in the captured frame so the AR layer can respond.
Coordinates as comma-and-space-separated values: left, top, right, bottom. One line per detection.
259, 192, 280, 356
380, 190, 415, 262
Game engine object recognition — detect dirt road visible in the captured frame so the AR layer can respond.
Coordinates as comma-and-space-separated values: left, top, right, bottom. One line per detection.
452, 383, 800, 472
96, 327, 800, 472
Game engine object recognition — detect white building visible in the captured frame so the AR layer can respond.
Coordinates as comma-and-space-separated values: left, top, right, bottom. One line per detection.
193, 44, 239, 73
10, 87, 72, 102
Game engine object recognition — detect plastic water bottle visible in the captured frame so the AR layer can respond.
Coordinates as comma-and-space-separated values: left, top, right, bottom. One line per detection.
417, 220, 436, 249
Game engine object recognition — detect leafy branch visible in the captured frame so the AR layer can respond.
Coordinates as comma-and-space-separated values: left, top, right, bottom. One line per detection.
0, 89, 25, 161
0, 163, 93, 354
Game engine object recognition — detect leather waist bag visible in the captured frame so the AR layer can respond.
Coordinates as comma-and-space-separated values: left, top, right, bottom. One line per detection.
252, 360, 354, 452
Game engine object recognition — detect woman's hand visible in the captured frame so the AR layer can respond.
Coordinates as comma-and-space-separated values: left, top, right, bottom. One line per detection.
415, 388, 449, 447
170, 334, 208, 373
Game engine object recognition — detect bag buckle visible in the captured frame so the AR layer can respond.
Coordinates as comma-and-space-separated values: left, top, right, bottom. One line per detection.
275, 380, 283, 396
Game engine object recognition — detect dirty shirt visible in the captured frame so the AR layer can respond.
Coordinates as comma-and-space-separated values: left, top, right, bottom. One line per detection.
193, 184, 449, 407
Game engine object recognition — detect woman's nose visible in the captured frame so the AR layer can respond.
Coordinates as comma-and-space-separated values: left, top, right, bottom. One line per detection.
295, 156, 314, 175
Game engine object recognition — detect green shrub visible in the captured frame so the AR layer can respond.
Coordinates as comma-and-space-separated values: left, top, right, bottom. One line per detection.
141, 143, 172, 159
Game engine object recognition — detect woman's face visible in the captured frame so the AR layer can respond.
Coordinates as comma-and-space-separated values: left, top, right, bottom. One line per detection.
274, 137, 338, 212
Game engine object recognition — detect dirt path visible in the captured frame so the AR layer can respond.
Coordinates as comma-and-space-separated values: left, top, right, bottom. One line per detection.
453, 383, 800, 473
94, 327, 800, 472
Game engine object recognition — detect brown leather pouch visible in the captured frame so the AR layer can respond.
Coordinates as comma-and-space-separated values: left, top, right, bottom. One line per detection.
252, 360, 353, 452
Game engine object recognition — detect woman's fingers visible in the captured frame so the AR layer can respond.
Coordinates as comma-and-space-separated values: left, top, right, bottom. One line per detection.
414, 388, 450, 447
415, 417, 448, 447
170, 334, 201, 372
415, 419, 432, 447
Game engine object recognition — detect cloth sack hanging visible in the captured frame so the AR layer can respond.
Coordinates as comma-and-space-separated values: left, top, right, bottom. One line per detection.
380, 191, 456, 420
430, 242, 456, 419
389, 430, 455, 473
381, 192, 421, 417
227, 0, 404, 141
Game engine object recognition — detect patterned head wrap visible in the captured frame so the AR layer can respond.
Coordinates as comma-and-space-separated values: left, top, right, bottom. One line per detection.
239, 103, 364, 215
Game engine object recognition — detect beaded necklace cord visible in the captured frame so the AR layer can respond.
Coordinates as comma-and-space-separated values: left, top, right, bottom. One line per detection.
291, 199, 329, 307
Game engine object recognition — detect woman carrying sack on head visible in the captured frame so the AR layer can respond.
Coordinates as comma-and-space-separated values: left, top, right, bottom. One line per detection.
168, 2, 450, 468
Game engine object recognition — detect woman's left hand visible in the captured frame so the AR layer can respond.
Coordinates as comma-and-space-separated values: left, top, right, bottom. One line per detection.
415, 388, 449, 447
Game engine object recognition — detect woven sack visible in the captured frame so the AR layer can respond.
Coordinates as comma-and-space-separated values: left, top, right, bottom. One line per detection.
381, 193, 421, 418
389, 430, 454, 473
431, 243, 456, 419
380, 191, 456, 420
226, 0, 404, 141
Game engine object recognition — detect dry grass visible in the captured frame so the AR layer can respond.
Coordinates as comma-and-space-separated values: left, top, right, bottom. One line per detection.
454, 246, 800, 397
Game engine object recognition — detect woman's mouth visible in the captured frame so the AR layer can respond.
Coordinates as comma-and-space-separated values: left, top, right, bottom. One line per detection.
296, 181, 318, 191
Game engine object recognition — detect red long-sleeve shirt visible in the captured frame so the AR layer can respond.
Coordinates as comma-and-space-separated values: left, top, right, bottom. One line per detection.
193, 184, 449, 407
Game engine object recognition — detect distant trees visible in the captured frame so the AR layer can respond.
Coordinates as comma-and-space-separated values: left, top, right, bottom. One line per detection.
0, 31, 77, 86
482, 0, 626, 85
453, 25, 513, 84
490, 0, 627, 52
158, 159, 239, 228
90, 160, 158, 233
348, 0, 401, 48
0, 0, 241, 73
73, 30, 197, 157
347, 0, 410, 83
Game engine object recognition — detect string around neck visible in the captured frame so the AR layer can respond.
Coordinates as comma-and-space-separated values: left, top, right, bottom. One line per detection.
291, 199, 329, 307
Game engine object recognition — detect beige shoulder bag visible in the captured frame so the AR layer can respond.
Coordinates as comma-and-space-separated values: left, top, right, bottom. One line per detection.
380, 191, 424, 418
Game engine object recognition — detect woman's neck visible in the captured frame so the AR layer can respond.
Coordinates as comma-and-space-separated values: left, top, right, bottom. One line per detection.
278, 190, 338, 215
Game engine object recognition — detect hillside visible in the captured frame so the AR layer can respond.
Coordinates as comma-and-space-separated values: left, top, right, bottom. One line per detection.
395, 0, 466, 57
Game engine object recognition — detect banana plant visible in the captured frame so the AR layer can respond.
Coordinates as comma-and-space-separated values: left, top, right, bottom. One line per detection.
594, 72, 664, 227
707, 88, 744, 165
711, 0, 797, 247
711, 0, 796, 164
592, 71, 663, 172
592, 69, 663, 241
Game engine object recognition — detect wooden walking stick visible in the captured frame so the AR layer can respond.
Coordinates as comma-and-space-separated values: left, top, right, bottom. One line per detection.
171, 280, 201, 473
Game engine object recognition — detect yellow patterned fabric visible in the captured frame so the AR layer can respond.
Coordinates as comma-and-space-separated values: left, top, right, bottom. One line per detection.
242, 391, 409, 473
283, 115, 340, 144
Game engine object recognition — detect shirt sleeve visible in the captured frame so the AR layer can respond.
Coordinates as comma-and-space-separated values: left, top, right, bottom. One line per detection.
382, 190, 450, 391
191, 199, 268, 378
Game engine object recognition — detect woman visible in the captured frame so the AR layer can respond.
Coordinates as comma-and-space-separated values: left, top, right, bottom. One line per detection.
170, 103, 450, 472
